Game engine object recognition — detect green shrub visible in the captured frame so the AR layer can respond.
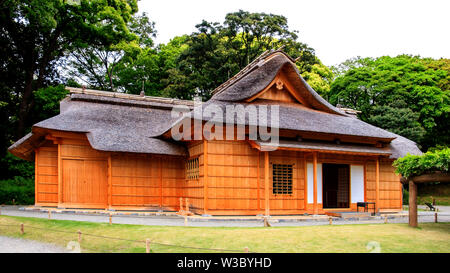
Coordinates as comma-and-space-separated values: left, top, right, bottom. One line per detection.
394, 148, 450, 178
0, 153, 34, 180
0, 176, 34, 205
403, 188, 409, 205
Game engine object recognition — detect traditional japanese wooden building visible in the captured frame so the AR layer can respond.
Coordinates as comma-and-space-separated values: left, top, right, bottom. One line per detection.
9, 50, 421, 215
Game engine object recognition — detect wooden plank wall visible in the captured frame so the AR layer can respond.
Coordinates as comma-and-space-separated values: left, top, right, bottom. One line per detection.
110, 154, 184, 210
206, 141, 260, 215
185, 141, 204, 213
264, 149, 306, 215
59, 137, 108, 208
34, 132, 402, 213
366, 159, 402, 210
35, 141, 58, 205
37, 133, 185, 211
162, 157, 185, 210
110, 154, 161, 208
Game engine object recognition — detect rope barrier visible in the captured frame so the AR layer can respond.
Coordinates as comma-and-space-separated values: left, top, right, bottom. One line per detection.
0, 222, 254, 253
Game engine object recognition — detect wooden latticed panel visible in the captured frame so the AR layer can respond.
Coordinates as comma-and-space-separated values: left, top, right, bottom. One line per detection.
272, 164, 293, 195
186, 157, 199, 180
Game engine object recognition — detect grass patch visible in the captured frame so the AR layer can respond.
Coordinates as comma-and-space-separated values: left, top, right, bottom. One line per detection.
0, 215, 449, 253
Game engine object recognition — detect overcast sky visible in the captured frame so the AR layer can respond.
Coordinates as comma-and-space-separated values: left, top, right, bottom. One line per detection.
138, 0, 449, 66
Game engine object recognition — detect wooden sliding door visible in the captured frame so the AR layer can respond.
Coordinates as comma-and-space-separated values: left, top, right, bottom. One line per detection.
61, 159, 108, 208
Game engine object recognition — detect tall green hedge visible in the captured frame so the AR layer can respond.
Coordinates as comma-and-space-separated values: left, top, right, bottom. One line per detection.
394, 148, 450, 178
0, 176, 34, 205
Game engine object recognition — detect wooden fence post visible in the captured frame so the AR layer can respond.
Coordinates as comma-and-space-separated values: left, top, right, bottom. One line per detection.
146, 239, 151, 253
78, 230, 82, 243
435, 212, 438, 223
244, 247, 249, 253
329, 217, 332, 225
109, 213, 112, 225
20, 223, 24, 235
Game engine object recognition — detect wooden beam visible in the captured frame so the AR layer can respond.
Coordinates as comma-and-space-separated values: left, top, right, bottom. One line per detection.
409, 180, 418, 227
203, 140, 208, 214
257, 144, 390, 157
264, 151, 270, 216
313, 152, 318, 215
375, 157, 380, 213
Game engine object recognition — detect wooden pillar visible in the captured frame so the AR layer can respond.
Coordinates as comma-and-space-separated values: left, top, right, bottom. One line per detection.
363, 161, 367, 202
256, 151, 261, 213
409, 180, 418, 227
159, 157, 163, 209
303, 154, 308, 211
264, 151, 270, 216
203, 140, 208, 214
375, 157, 380, 214
107, 155, 112, 209
35, 149, 38, 206
57, 143, 63, 206
313, 152, 318, 215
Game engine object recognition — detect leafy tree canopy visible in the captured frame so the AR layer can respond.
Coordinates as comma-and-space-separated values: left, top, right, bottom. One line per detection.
394, 148, 450, 178
0, 0, 139, 179
0, 0, 139, 141
162, 10, 320, 100
329, 55, 450, 150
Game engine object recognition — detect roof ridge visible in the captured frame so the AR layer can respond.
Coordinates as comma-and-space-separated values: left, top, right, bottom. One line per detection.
211, 50, 272, 96
211, 50, 297, 97
66, 87, 195, 106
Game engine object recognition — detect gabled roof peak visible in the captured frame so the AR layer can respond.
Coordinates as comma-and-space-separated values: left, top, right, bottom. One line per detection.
210, 50, 347, 116
211, 50, 296, 97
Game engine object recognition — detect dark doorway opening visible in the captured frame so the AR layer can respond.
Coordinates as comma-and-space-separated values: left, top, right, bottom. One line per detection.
322, 163, 350, 208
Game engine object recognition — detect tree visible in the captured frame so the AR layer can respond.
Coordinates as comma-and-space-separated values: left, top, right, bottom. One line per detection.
0, 0, 138, 142
301, 61, 334, 99
329, 55, 450, 149
62, 12, 154, 91
114, 35, 189, 95
163, 10, 319, 100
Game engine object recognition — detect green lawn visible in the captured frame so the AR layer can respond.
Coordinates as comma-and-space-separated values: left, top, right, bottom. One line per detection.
0, 215, 449, 253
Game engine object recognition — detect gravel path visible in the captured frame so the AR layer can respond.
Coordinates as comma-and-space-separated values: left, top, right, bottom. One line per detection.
0, 206, 449, 227
0, 236, 69, 253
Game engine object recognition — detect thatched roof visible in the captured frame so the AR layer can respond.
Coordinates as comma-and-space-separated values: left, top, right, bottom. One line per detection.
172, 100, 397, 141
9, 51, 422, 161
211, 51, 345, 116
9, 89, 192, 160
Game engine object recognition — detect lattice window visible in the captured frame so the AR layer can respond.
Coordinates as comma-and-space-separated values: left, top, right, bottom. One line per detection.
186, 157, 199, 180
272, 164, 293, 195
